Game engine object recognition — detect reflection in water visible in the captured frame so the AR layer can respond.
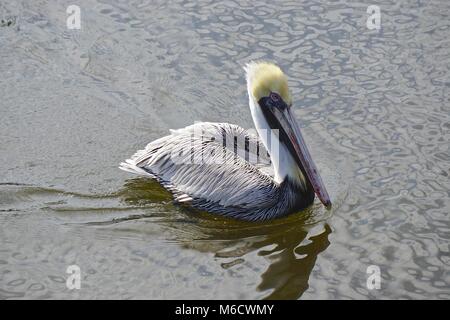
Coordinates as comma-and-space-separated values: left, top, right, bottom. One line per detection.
119, 178, 332, 299
258, 225, 331, 299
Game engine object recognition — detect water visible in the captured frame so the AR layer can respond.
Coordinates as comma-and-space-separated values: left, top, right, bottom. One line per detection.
0, 0, 449, 299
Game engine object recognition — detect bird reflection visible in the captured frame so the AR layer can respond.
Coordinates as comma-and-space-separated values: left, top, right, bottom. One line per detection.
118, 178, 332, 299
257, 224, 331, 299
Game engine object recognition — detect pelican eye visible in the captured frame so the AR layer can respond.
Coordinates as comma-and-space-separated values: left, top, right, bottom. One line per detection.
270, 92, 281, 102
268, 92, 289, 110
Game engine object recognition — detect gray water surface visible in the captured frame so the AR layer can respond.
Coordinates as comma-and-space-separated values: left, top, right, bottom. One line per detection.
0, 0, 449, 299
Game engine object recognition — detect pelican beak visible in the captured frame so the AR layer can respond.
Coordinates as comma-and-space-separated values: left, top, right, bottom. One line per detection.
260, 97, 332, 208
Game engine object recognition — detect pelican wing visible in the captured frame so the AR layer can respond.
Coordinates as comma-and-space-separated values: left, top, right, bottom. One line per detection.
168, 122, 272, 168
120, 122, 277, 211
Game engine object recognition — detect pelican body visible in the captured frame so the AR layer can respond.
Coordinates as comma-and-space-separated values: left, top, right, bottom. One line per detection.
120, 62, 331, 221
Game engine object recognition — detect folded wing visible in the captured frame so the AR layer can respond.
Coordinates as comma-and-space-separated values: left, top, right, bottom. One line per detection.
119, 122, 278, 211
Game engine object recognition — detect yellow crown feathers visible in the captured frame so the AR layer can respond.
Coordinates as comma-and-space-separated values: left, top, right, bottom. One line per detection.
245, 61, 292, 105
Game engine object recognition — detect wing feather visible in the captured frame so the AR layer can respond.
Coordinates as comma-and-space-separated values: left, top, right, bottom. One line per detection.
119, 122, 277, 210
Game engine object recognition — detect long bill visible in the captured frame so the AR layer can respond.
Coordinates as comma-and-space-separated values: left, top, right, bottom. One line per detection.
272, 107, 332, 208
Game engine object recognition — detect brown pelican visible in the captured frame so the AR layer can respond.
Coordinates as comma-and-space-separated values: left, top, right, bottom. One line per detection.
120, 62, 331, 221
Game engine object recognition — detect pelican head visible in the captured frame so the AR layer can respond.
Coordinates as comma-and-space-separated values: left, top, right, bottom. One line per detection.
245, 61, 331, 208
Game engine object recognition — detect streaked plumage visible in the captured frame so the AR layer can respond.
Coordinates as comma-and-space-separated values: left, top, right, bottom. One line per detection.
120, 62, 331, 221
